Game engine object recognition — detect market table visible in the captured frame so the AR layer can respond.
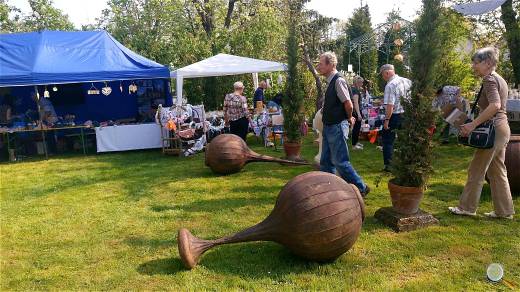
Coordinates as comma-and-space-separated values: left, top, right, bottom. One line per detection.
95, 123, 163, 153
1, 125, 92, 160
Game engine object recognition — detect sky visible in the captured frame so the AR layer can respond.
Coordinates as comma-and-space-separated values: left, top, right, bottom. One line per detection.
8, 0, 424, 29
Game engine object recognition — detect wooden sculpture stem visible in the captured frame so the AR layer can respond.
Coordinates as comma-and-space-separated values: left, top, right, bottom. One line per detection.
248, 151, 309, 165
179, 216, 280, 269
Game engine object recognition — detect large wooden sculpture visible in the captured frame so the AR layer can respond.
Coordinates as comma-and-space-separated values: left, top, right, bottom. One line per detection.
178, 171, 365, 269
205, 134, 309, 174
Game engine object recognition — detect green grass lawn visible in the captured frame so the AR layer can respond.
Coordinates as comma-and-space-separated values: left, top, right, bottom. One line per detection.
1, 135, 519, 290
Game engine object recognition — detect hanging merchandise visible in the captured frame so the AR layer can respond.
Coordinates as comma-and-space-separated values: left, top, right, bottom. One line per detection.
129, 81, 138, 94
44, 86, 50, 98
102, 81, 112, 96
88, 83, 100, 95
119, 81, 123, 93
394, 38, 403, 47
52, 85, 58, 92
394, 54, 404, 62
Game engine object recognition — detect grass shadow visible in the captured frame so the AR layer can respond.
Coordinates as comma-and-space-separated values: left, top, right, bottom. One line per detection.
137, 257, 185, 275
428, 182, 492, 203
124, 236, 174, 248
161, 196, 274, 213
197, 242, 321, 279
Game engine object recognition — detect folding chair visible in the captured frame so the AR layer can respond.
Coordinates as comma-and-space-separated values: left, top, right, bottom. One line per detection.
270, 114, 284, 151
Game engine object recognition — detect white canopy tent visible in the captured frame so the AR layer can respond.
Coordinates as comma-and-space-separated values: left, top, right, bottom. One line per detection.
170, 53, 287, 106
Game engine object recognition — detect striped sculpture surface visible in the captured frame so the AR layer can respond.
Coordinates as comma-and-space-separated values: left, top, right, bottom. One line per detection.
205, 134, 308, 175
178, 171, 365, 269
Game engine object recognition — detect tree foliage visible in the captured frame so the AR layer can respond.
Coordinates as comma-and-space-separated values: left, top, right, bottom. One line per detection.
392, 0, 443, 188
449, 0, 520, 85
283, 0, 305, 143
376, 10, 414, 93
1, 0, 74, 32
94, 0, 289, 109
344, 5, 377, 81
434, 8, 478, 96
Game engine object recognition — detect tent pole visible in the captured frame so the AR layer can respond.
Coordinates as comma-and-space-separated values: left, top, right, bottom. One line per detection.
252, 73, 259, 94
34, 85, 48, 159
176, 76, 183, 107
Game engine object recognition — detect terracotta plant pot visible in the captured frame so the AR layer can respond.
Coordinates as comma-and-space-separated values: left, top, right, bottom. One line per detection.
283, 141, 302, 160
388, 179, 424, 215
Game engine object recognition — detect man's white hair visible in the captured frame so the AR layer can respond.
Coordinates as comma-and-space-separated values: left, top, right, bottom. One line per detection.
379, 64, 395, 74
321, 52, 338, 66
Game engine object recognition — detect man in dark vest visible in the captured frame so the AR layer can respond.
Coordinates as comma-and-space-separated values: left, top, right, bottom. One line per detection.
316, 52, 370, 197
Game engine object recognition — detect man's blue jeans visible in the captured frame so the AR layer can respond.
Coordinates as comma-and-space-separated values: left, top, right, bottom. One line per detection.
320, 120, 366, 192
381, 113, 402, 167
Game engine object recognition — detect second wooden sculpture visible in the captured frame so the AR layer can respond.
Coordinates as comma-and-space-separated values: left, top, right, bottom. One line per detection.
178, 171, 365, 269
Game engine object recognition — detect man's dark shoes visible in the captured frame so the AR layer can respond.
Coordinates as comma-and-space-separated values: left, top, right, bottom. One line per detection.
382, 165, 391, 173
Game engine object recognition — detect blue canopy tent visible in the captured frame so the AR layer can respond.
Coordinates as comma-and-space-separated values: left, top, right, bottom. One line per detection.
0, 30, 172, 122
0, 30, 173, 157
0, 30, 170, 86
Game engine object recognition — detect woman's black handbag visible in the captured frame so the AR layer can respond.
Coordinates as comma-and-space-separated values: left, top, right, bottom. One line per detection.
458, 119, 495, 149
458, 84, 495, 149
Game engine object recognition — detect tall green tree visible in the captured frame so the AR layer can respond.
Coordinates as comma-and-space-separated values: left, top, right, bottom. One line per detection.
301, 9, 335, 111
392, 0, 443, 187
22, 0, 74, 31
97, 0, 288, 109
284, 0, 305, 144
434, 8, 478, 95
500, 0, 520, 85
1, 0, 73, 32
376, 10, 413, 93
0, 0, 20, 32
344, 5, 377, 81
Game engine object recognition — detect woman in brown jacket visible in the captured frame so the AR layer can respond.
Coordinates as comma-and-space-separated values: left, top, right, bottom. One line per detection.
449, 47, 515, 220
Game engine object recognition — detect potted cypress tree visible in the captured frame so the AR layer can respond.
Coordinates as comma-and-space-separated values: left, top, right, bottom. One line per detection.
387, 0, 442, 215
283, 0, 305, 160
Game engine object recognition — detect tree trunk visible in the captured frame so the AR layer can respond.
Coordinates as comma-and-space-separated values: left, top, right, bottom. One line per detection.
301, 41, 324, 111
192, 0, 214, 37
224, 0, 237, 29
501, 0, 520, 86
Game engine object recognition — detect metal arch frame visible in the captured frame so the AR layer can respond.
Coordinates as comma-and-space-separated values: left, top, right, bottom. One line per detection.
347, 17, 415, 71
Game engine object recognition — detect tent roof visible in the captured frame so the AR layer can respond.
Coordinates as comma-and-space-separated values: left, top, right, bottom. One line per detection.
452, 0, 506, 15
0, 30, 170, 87
171, 53, 287, 79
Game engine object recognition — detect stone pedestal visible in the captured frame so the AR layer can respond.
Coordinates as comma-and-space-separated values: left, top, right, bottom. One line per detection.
374, 207, 439, 232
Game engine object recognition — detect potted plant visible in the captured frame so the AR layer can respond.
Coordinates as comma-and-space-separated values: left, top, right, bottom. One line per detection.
387, 0, 442, 215
282, 0, 305, 161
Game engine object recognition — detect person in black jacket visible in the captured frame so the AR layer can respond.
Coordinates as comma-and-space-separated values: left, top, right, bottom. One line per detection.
316, 52, 370, 197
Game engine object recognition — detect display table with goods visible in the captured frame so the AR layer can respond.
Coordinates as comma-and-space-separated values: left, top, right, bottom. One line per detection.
359, 98, 386, 143
155, 104, 208, 156
0, 122, 94, 161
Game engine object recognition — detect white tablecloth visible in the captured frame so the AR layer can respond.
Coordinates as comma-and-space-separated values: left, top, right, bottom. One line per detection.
95, 123, 163, 153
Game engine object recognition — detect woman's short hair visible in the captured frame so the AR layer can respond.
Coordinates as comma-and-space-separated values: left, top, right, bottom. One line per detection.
320, 52, 338, 66
233, 81, 244, 89
353, 75, 364, 84
471, 47, 499, 66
